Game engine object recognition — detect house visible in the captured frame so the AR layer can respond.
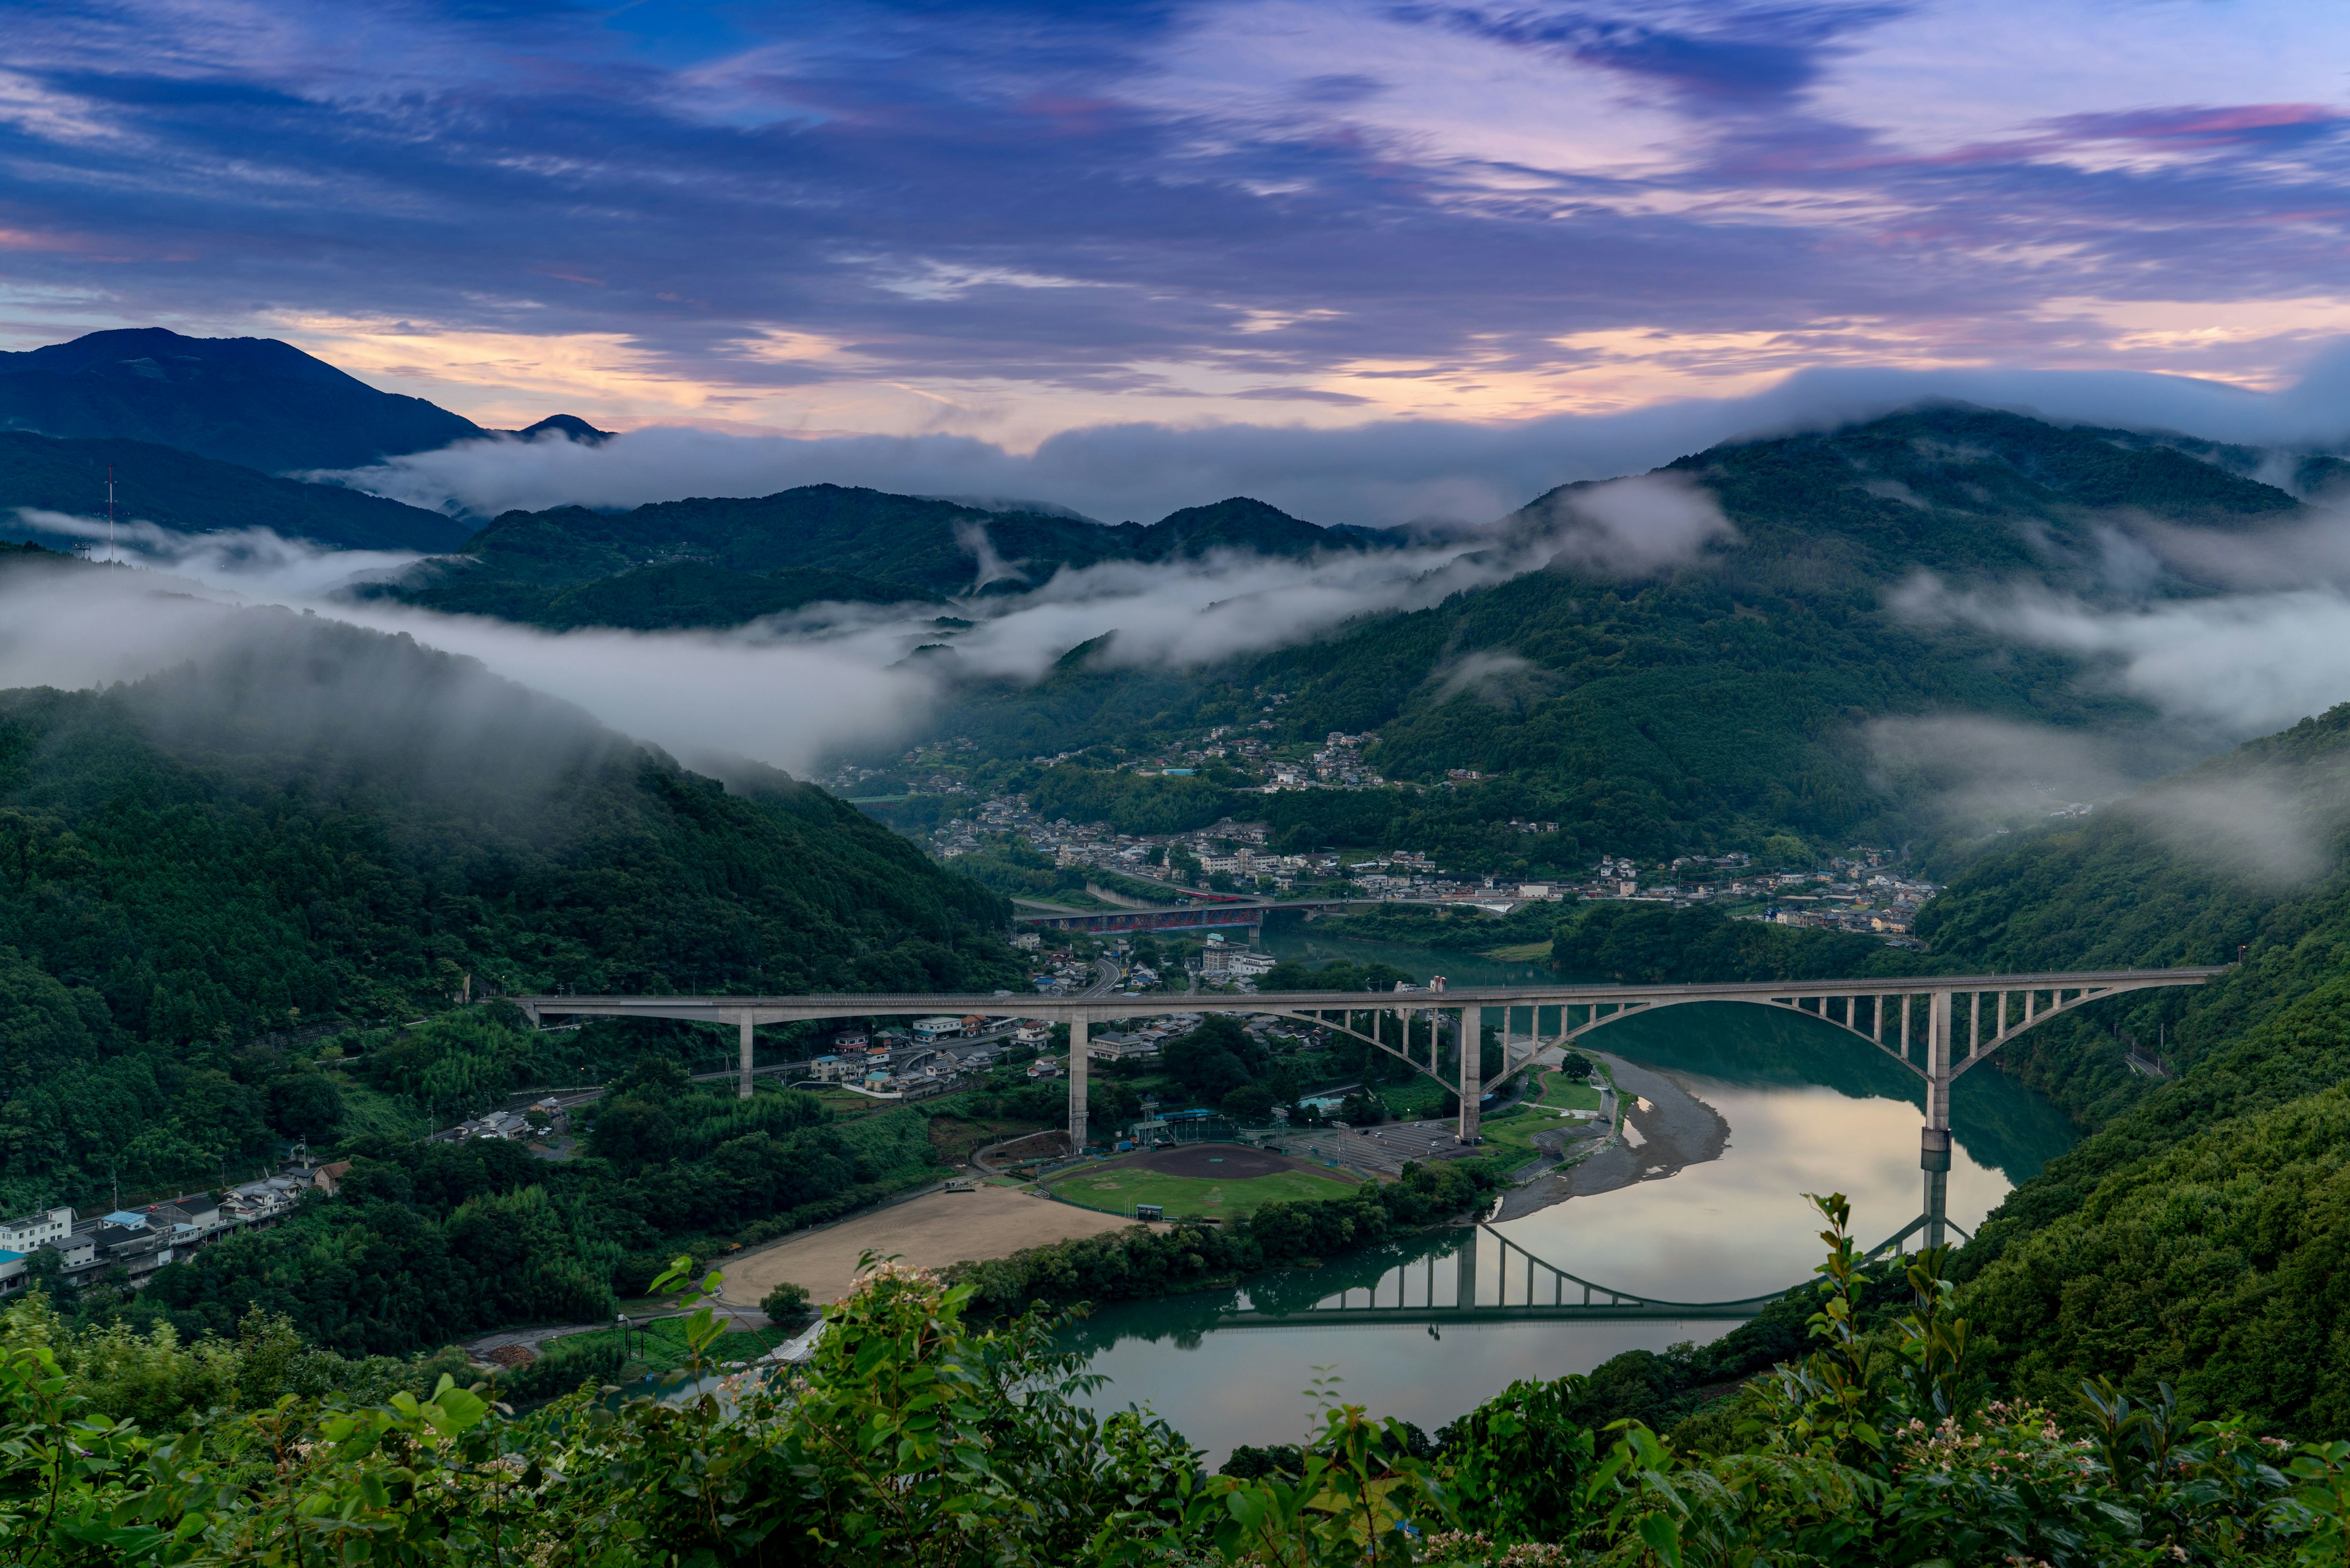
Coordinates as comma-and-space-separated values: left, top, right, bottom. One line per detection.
811, 1055, 853, 1083
88, 1219, 174, 1286
1012, 1022, 1051, 1045
223, 1173, 309, 1228
1086, 1032, 1160, 1063
0, 1206, 73, 1254
912, 1017, 963, 1042
36, 1233, 99, 1288
309, 1162, 352, 1196
1026, 1057, 1064, 1079
143, 1194, 228, 1248
829, 1029, 870, 1051
0, 1251, 25, 1296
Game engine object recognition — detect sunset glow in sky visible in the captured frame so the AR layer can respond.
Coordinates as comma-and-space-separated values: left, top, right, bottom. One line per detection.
4, 0, 2347, 446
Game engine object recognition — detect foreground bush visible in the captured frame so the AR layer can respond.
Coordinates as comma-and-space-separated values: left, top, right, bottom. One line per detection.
7, 1201, 2350, 1565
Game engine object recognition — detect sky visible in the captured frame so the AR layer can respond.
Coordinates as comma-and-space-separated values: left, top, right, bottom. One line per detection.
5, 0, 2350, 456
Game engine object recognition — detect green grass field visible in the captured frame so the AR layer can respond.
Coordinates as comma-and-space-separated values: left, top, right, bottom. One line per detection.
1045, 1165, 1356, 1220
1535, 1069, 1603, 1111
1471, 1103, 1552, 1163
1482, 941, 1554, 961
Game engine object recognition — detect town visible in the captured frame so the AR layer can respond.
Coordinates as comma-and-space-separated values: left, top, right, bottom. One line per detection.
927, 790, 1941, 946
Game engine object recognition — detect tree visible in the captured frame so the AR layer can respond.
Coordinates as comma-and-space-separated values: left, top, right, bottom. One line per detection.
270, 1070, 345, 1140
1221, 1084, 1276, 1123
1163, 1015, 1266, 1103
759, 1280, 814, 1329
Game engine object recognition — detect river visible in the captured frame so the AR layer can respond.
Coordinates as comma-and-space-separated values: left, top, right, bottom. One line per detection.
1067, 925, 2078, 1462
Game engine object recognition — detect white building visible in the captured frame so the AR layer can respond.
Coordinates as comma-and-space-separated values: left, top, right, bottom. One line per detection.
0, 1206, 73, 1253
912, 1017, 963, 1042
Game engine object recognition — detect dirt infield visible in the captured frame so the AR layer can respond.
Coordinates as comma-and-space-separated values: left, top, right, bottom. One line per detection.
719, 1187, 1135, 1305
1114, 1144, 1358, 1182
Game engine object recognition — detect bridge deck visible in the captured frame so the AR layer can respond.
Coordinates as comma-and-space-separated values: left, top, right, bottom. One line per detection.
514, 967, 2228, 1020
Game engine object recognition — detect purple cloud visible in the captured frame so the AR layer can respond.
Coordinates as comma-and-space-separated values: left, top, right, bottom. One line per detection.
0, 0, 2344, 436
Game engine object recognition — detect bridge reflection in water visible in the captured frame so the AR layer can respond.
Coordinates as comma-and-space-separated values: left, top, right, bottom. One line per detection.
1212, 1224, 1790, 1328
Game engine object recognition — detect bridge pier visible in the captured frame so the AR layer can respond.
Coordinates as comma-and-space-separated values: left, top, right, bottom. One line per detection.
1069, 1012, 1089, 1152
1454, 1223, 1477, 1307
1458, 1005, 1481, 1144
736, 1011, 755, 1100
1920, 990, 1954, 1247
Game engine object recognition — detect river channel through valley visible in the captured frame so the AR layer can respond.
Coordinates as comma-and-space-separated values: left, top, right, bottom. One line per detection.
1063, 925, 2080, 1462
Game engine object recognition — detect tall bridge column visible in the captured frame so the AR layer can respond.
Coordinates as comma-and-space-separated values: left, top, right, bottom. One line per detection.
1069, 1012, 1089, 1152
1457, 1005, 1481, 1144
736, 1012, 755, 1101
1921, 989, 1953, 1248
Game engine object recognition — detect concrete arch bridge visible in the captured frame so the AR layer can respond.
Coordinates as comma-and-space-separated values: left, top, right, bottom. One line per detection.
516, 966, 2221, 1250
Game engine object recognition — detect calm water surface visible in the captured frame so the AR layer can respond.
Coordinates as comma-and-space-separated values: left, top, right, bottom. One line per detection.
1071, 933, 2078, 1461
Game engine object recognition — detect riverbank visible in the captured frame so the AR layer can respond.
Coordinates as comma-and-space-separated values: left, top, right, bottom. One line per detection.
720, 1185, 1136, 1305
1493, 1051, 1731, 1221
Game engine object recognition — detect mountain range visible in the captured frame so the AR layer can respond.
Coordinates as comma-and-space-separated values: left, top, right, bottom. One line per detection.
881, 405, 2310, 869
0, 328, 612, 554
18, 322, 2350, 1445
0, 321, 2318, 872
375, 489, 1403, 624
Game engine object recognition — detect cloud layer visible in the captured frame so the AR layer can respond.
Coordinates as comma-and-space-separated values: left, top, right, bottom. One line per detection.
28, 486, 1723, 774
326, 351, 2350, 530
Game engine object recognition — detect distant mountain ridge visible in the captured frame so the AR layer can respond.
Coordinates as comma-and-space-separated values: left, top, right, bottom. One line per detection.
0, 327, 603, 473
900, 404, 2317, 876
0, 430, 472, 554
376, 483, 1401, 627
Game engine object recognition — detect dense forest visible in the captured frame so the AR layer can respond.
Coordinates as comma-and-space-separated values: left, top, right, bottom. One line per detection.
379, 488, 1401, 625
1498, 698, 2350, 1438
0, 567, 1019, 1208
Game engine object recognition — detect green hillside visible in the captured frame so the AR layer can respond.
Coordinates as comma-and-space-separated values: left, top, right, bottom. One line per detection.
403, 558, 952, 629
383, 485, 1398, 625
1697, 702, 2350, 1427
0, 565, 1018, 1205
0, 430, 471, 552
911, 406, 2297, 867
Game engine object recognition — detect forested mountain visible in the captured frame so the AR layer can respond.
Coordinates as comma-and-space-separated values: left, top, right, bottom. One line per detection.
911, 406, 2303, 868
1767, 701, 2350, 1429
0, 560, 1017, 1207
378, 485, 1401, 626
0, 430, 471, 552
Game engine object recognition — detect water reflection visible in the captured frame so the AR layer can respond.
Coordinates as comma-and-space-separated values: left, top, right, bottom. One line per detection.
1071, 941, 2080, 1463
